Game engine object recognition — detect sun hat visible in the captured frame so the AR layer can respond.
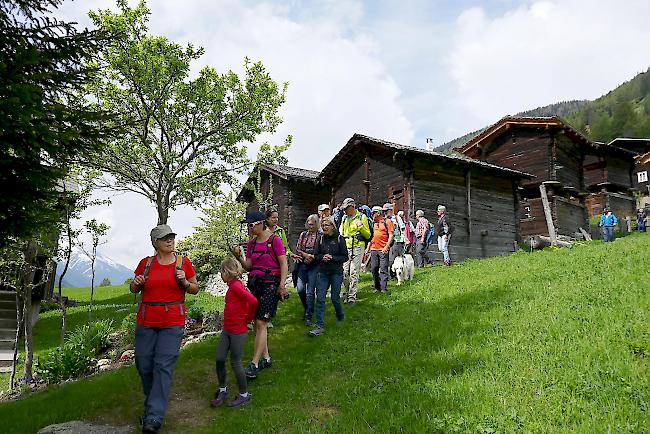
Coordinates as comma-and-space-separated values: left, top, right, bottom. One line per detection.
371, 205, 384, 214
341, 198, 356, 209
150, 224, 176, 243
318, 203, 331, 212
383, 203, 393, 211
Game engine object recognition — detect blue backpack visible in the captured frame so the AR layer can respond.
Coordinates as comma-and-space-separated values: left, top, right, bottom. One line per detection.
425, 226, 436, 246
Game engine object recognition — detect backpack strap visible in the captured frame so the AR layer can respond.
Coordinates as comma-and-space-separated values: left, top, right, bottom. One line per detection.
142, 256, 154, 279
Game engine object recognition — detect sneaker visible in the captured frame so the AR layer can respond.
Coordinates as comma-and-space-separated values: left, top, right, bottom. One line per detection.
210, 388, 228, 407
228, 393, 252, 407
247, 322, 253, 331
244, 362, 259, 379
348, 300, 356, 306
259, 357, 272, 370
308, 326, 324, 337
305, 318, 312, 327
336, 316, 344, 323
267, 321, 274, 328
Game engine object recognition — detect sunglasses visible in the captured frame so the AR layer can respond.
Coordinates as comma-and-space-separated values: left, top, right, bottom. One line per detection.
247, 221, 263, 228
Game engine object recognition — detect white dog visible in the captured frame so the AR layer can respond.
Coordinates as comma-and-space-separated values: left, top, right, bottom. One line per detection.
391, 254, 414, 285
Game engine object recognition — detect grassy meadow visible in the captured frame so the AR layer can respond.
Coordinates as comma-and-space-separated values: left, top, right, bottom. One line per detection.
0, 235, 648, 433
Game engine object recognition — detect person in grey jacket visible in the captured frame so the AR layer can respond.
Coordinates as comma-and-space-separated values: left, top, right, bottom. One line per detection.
308, 217, 349, 336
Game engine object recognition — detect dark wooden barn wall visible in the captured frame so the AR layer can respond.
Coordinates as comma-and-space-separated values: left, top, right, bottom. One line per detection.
519, 198, 549, 237
411, 162, 518, 262
585, 192, 636, 220
554, 196, 587, 236
605, 157, 632, 189
633, 163, 650, 192
584, 156, 606, 189
554, 135, 583, 190
332, 154, 405, 209
482, 129, 550, 190
284, 180, 330, 249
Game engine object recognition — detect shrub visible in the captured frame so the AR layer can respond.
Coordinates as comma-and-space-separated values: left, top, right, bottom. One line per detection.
99, 278, 111, 287
66, 319, 114, 354
186, 304, 204, 321
120, 313, 137, 347
35, 342, 94, 384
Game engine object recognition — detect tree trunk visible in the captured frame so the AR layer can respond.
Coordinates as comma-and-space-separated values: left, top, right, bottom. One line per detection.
157, 201, 168, 225
59, 218, 72, 346
10, 292, 24, 389
23, 283, 33, 382
88, 254, 96, 323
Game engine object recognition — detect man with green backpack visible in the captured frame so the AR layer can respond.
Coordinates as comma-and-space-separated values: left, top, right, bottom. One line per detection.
338, 197, 371, 305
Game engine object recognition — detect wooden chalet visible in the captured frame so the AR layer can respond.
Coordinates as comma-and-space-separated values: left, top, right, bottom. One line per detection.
607, 138, 650, 202
237, 164, 328, 249
320, 134, 531, 262
455, 116, 638, 237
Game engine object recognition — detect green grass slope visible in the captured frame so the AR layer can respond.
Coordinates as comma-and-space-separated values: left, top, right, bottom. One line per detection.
1, 235, 648, 433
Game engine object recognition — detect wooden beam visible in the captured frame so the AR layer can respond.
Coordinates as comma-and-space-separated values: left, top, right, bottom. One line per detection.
465, 169, 472, 236
539, 184, 557, 246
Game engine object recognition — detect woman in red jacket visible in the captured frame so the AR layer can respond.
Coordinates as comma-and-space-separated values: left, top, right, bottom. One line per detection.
129, 224, 198, 434
210, 257, 258, 408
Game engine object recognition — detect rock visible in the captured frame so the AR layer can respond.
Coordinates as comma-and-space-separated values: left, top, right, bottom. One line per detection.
201, 311, 222, 332
120, 350, 134, 361
107, 331, 123, 346
96, 359, 111, 367
38, 421, 131, 434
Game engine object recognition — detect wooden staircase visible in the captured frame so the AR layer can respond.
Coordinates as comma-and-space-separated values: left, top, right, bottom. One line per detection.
0, 291, 17, 373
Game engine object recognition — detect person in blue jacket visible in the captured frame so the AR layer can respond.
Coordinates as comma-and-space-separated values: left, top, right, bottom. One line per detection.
598, 208, 618, 242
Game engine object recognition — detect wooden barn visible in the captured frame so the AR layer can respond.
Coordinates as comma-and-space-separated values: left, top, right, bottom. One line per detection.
583, 141, 637, 219
454, 116, 639, 238
607, 138, 650, 207
237, 164, 329, 249
320, 134, 531, 262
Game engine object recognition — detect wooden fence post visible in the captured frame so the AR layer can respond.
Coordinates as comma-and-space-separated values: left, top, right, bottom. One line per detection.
539, 184, 557, 246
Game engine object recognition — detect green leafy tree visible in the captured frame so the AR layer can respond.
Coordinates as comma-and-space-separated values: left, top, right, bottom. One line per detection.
176, 193, 247, 282
0, 0, 111, 246
86, 0, 287, 224
99, 277, 111, 287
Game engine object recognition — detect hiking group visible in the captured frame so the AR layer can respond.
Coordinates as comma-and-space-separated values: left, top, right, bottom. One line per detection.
128, 199, 453, 433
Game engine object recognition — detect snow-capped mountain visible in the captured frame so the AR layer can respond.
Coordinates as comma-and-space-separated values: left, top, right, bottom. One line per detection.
55, 246, 134, 288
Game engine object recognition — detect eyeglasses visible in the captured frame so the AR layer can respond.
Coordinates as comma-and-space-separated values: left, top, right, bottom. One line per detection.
247, 221, 263, 228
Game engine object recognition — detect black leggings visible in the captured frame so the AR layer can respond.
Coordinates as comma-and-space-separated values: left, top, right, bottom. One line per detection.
215, 331, 248, 393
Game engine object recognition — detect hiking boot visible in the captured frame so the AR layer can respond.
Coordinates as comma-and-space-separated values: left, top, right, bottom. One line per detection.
308, 326, 324, 337
228, 393, 252, 407
305, 318, 313, 327
336, 316, 344, 324
244, 362, 259, 379
259, 357, 272, 370
210, 388, 228, 407
142, 419, 161, 434
348, 300, 356, 306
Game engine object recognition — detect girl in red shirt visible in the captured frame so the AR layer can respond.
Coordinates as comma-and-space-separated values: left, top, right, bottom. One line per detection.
210, 257, 258, 408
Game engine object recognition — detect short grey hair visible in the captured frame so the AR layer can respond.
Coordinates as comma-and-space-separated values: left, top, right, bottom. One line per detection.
437, 205, 446, 213
305, 214, 320, 230
416, 209, 424, 217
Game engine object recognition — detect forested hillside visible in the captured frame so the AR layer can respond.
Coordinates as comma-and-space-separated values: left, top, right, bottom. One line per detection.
437, 68, 650, 153
566, 68, 650, 142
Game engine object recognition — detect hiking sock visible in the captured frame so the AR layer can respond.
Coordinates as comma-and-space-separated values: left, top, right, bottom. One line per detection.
219, 387, 227, 392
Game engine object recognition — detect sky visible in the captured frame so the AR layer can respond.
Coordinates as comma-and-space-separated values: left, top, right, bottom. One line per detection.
54, 0, 650, 269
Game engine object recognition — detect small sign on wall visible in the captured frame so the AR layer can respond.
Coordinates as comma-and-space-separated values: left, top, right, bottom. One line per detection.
638, 171, 648, 183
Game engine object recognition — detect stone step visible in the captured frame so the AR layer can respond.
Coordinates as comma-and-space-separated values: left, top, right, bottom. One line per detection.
0, 308, 16, 319
0, 339, 15, 351
0, 349, 14, 371
0, 328, 16, 340
0, 290, 15, 301
0, 299, 15, 309
0, 318, 17, 329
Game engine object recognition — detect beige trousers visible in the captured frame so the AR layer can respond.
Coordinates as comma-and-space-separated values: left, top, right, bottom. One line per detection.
342, 246, 363, 302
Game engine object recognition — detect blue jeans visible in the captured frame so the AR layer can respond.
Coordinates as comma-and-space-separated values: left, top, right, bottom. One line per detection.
315, 272, 344, 327
135, 325, 184, 425
602, 226, 615, 242
299, 264, 319, 321
637, 219, 646, 232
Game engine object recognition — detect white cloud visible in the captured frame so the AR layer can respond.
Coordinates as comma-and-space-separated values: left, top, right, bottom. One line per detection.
54, 0, 413, 267
446, 0, 650, 131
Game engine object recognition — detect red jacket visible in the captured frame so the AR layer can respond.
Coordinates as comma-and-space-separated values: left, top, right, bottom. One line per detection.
222, 279, 258, 334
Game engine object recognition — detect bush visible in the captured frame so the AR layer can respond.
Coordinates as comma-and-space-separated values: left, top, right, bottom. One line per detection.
186, 304, 204, 321
66, 319, 114, 354
35, 342, 94, 384
99, 278, 111, 287
120, 313, 137, 347
36, 319, 115, 384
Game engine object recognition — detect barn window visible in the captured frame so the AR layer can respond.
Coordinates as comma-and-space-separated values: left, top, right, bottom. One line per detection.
638, 171, 648, 183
